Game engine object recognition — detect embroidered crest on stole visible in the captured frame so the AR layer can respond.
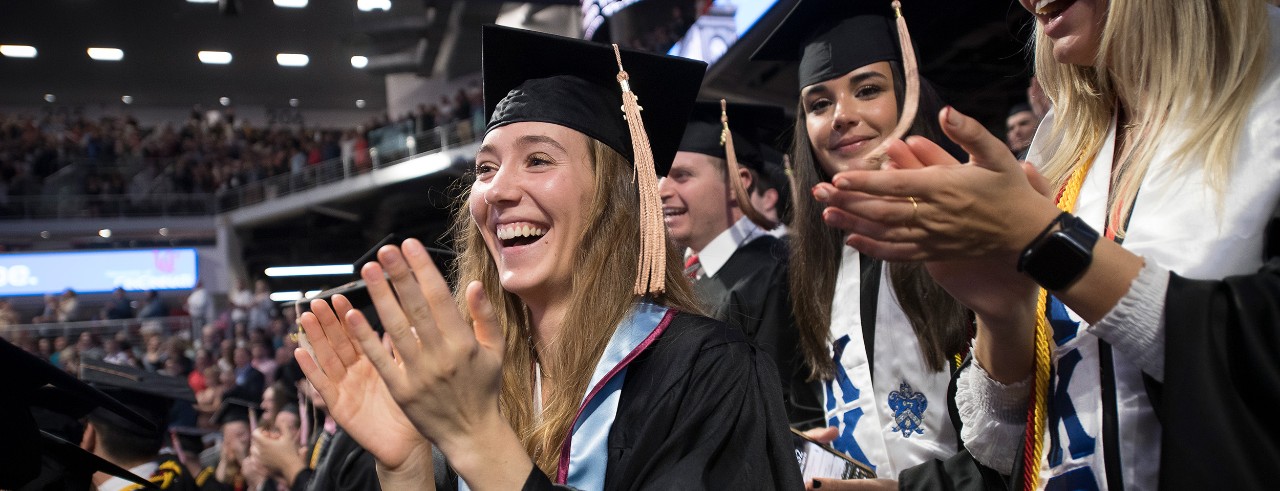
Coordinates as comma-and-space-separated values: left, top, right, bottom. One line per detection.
888, 381, 928, 438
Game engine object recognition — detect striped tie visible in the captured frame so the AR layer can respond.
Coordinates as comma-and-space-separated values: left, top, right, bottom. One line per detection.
684, 254, 702, 280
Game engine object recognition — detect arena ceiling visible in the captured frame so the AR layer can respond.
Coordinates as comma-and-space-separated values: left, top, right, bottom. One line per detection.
0, 0, 398, 111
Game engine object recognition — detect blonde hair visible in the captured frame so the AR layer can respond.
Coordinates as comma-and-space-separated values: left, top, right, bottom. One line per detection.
450, 137, 702, 477
1033, 1, 1269, 234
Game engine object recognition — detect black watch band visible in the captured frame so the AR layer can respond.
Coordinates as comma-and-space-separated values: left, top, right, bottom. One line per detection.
1017, 212, 1100, 291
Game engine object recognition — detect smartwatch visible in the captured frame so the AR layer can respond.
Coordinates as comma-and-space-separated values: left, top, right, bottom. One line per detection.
1017, 212, 1100, 291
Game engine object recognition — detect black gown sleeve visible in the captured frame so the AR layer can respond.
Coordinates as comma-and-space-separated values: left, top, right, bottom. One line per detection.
306, 429, 381, 491
605, 316, 804, 491
1158, 258, 1280, 490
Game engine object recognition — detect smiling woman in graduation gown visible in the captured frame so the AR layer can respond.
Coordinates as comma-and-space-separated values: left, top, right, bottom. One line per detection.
292, 24, 803, 491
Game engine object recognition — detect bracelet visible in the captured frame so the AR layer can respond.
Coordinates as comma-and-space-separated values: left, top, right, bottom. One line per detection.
1016, 212, 1070, 273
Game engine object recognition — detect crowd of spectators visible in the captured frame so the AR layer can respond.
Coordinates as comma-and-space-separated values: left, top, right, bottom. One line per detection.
0, 85, 484, 218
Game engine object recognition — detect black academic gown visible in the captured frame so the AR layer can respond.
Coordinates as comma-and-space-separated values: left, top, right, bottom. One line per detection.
692, 235, 823, 427
1158, 257, 1280, 490
513, 312, 804, 490
299, 428, 380, 491
136, 455, 202, 491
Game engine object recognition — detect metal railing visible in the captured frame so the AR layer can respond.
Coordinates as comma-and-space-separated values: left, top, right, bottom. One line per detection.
5, 315, 197, 346
215, 118, 480, 212
0, 118, 482, 219
0, 193, 218, 220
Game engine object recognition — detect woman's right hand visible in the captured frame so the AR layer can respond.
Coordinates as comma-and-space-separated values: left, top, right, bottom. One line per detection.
293, 294, 433, 475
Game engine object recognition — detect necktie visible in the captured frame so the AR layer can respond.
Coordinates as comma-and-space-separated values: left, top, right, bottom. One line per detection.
684, 254, 703, 280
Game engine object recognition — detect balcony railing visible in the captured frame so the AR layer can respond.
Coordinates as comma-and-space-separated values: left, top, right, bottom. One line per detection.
0, 118, 482, 220
215, 118, 480, 213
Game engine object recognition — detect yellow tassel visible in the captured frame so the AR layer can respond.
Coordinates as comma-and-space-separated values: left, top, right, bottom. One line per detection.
613, 44, 666, 296
861, 0, 921, 171
1024, 159, 1092, 490
720, 99, 776, 230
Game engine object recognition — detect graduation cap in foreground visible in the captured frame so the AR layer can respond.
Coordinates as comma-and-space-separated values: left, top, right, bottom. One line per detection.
482, 25, 706, 295
0, 338, 157, 490
80, 358, 196, 439
678, 100, 789, 229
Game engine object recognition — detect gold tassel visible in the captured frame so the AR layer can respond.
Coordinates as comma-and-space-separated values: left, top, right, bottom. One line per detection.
860, 0, 921, 171
720, 99, 777, 230
613, 45, 666, 296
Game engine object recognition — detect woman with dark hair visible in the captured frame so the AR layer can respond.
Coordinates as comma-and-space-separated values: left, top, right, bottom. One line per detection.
293, 25, 802, 490
751, 0, 974, 486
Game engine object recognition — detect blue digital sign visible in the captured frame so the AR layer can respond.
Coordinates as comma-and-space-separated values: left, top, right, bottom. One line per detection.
0, 249, 199, 296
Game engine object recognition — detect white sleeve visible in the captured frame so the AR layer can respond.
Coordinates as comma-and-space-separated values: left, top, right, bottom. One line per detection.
955, 357, 1032, 474
1086, 259, 1171, 381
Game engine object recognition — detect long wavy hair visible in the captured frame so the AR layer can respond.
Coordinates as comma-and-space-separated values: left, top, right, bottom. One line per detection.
450, 137, 703, 477
789, 61, 970, 380
1032, 1, 1269, 235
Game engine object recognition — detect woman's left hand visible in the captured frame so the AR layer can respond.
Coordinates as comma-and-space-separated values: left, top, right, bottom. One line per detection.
347, 238, 532, 488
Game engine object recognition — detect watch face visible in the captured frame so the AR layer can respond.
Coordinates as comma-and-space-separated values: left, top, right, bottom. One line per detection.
1023, 232, 1093, 291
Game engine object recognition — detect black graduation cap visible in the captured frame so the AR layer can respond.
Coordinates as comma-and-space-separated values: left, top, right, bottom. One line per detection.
482, 24, 706, 176
0, 338, 158, 489
678, 100, 788, 174
211, 388, 260, 428
80, 358, 196, 439
677, 100, 790, 229
752, 0, 900, 89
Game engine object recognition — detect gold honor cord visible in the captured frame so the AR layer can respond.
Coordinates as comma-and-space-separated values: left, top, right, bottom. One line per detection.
720, 99, 777, 230
1023, 159, 1094, 490
613, 44, 667, 295
859, 0, 921, 171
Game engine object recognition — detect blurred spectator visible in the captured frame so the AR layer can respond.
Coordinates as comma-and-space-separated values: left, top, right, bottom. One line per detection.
76, 332, 104, 361
249, 280, 276, 331
1006, 103, 1041, 160
186, 280, 214, 332
141, 334, 166, 371
0, 299, 18, 339
233, 346, 266, 397
229, 278, 253, 325
137, 289, 168, 318
32, 294, 59, 323
250, 340, 278, 386
102, 287, 134, 320
55, 289, 80, 322
102, 337, 132, 366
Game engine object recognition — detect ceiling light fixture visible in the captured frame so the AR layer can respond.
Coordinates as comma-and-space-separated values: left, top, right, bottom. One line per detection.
350, 55, 368, 68
198, 50, 233, 64
264, 264, 354, 277
289, 98, 300, 107
44, 94, 55, 103
274, 0, 308, 7
356, 99, 366, 108
87, 47, 124, 61
121, 95, 133, 104
0, 45, 37, 58
276, 53, 309, 67
358, 0, 391, 11
219, 97, 231, 106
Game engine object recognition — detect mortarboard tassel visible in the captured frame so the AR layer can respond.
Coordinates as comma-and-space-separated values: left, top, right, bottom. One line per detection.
783, 155, 800, 222
720, 99, 776, 230
861, 0, 921, 170
613, 44, 667, 296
